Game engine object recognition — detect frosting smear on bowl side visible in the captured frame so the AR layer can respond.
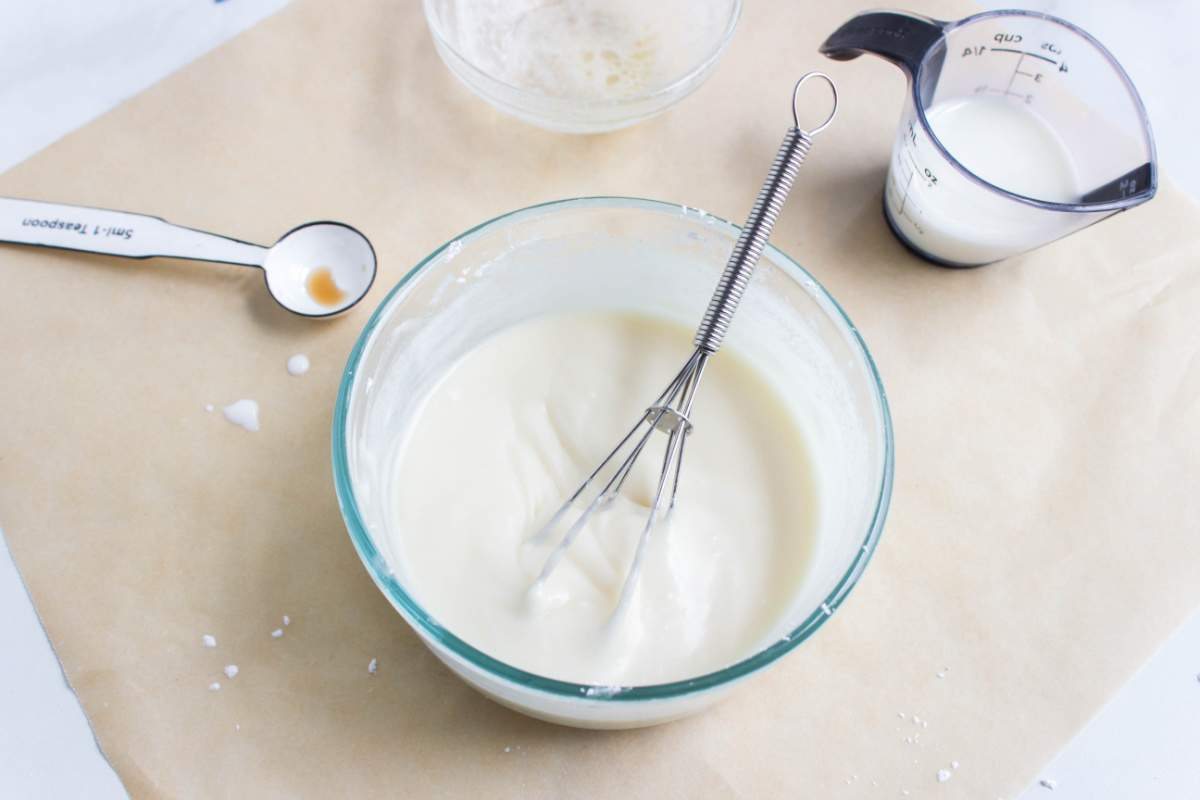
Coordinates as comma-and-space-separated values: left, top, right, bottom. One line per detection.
387, 311, 816, 686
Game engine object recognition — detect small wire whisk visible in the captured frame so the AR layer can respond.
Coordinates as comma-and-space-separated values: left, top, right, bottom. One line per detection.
529, 72, 838, 616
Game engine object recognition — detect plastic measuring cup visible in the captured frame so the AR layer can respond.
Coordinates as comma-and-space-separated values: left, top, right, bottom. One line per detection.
820, 10, 1156, 267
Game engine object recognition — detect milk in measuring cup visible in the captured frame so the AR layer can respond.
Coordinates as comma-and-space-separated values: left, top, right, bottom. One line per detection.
929, 96, 1078, 202
825, 9, 1158, 265
886, 95, 1081, 265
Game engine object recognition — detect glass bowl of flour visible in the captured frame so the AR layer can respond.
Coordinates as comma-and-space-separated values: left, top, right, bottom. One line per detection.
334, 198, 893, 728
422, 0, 742, 132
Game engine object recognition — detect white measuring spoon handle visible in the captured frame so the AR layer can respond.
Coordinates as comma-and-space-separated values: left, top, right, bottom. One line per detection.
0, 197, 267, 266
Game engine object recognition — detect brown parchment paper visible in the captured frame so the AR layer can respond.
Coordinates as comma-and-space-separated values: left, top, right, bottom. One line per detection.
2, 0, 1198, 797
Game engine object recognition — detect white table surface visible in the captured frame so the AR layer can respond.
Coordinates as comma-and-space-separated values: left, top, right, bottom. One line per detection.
1, 1, 1196, 797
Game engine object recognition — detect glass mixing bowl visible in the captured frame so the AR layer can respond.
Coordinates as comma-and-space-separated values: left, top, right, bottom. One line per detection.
333, 197, 893, 728
422, 0, 742, 133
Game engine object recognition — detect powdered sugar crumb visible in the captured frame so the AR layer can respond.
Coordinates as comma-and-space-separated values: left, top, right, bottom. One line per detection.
937, 769, 953, 783
202, 634, 217, 648
286, 354, 310, 376
208, 682, 221, 691
224, 664, 239, 679
222, 399, 259, 432
368, 658, 378, 675
271, 628, 283, 638
283, 615, 290, 626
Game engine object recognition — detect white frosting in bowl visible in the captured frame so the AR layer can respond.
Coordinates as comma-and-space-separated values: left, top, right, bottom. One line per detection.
388, 311, 817, 685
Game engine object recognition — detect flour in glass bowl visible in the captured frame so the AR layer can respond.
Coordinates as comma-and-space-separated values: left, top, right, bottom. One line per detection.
432, 0, 731, 100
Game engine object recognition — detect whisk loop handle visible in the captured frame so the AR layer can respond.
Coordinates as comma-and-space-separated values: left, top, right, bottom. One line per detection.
692, 71, 837, 355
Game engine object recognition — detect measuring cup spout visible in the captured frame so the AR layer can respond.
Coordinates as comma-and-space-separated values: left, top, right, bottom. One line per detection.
819, 11, 945, 76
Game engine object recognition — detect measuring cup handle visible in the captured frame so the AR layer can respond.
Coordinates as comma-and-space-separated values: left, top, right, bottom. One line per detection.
819, 11, 946, 76
0, 196, 267, 267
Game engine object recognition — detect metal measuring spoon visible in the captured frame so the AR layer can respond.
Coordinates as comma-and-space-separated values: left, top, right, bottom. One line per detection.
0, 197, 376, 317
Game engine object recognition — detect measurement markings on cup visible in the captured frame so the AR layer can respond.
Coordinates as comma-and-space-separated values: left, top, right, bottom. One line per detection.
963, 41, 1068, 103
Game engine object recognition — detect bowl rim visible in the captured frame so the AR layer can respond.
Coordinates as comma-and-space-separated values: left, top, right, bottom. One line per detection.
332, 196, 894, 702
420, 0, 744, 109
